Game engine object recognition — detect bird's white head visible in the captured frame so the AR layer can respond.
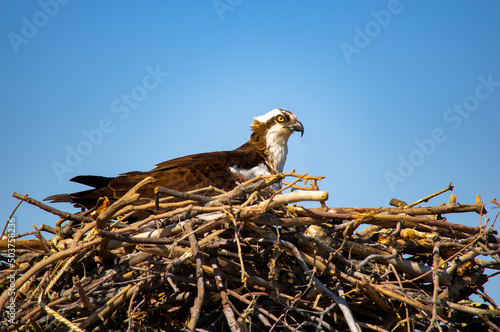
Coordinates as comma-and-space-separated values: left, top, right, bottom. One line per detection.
249, 109, 304, 173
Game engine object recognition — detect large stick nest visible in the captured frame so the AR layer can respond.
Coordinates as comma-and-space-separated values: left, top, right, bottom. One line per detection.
1, 172, 500, 331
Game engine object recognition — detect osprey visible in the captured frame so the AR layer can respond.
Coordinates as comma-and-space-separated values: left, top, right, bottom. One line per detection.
45, 109, 304, 209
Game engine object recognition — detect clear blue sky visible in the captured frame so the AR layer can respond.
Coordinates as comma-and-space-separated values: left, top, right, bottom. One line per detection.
1, 1, 500, 301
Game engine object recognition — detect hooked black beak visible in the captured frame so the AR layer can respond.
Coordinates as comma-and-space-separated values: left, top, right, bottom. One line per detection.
288, 121, 304, 137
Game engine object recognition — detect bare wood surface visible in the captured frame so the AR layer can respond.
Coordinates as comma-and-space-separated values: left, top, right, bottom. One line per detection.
185, 221, 205, 331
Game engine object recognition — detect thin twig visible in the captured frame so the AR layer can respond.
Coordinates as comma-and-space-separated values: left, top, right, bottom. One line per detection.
12, 192, 94, 223
406, 182, 454, 208
2, 193, 27, 238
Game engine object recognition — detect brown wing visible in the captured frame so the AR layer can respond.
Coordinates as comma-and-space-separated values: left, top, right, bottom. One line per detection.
109, 149, 266, 199
45, 146, 267, 208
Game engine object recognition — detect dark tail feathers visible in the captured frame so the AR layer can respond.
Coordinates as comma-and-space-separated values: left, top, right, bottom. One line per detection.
44, 175, 115, 208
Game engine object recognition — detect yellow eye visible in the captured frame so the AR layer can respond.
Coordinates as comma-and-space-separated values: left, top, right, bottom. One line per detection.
276, 115, 286, 123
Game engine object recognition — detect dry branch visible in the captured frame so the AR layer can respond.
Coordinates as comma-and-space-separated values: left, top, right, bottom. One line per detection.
2, 173, 499, 331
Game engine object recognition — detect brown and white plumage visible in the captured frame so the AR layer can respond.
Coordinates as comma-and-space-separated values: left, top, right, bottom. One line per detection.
45, 109, 304, 208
